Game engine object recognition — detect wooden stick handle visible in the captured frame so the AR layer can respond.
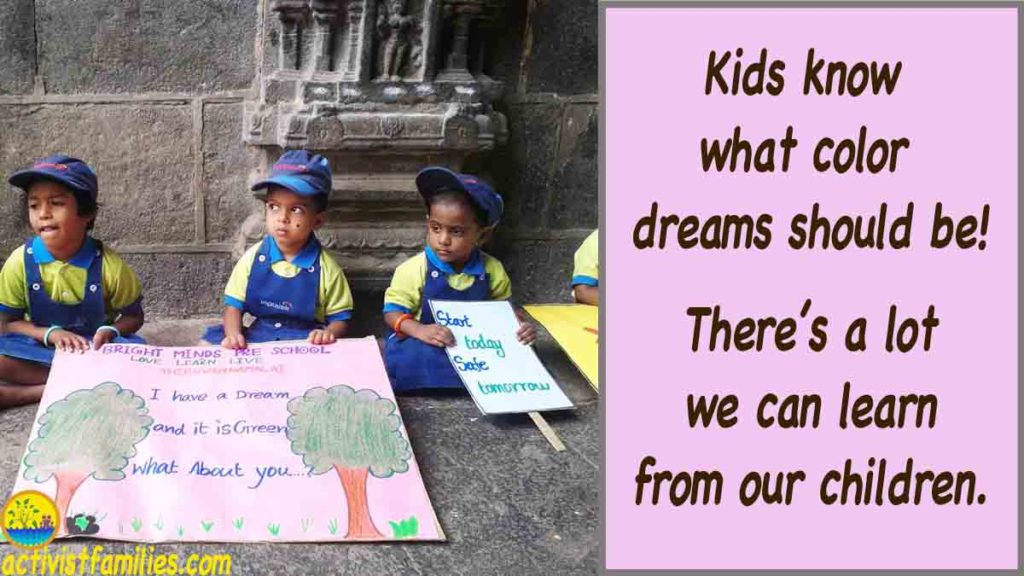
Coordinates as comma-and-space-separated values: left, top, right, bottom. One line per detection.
529, 411, 566, 452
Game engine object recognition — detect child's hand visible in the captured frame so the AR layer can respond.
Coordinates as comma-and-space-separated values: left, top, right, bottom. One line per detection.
92, 329, 116, 350
308, 329, 336, 345
221, 333, 247, 350
515, 321, 537, 345
413, 324, 455, 348
50, 330, 89, 353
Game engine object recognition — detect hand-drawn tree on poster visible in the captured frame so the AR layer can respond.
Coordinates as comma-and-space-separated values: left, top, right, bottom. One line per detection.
287, 385, 412, 539
22, 382, 153, 533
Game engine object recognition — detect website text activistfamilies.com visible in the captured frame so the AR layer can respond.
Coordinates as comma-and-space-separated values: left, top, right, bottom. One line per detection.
1, 545, 231, 576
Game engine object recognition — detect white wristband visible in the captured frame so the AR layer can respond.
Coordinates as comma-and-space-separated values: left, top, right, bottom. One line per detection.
43, 325, 61, 347
96, 325, 121, 339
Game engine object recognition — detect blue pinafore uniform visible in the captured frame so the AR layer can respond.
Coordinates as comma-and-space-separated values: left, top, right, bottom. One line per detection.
0, 238, 145, 365
384, 252, 490, 391
203, 236, 322, 343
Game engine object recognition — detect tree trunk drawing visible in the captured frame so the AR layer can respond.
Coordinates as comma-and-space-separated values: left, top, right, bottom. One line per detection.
334, 465, 383, 539
54, 471, 88, 534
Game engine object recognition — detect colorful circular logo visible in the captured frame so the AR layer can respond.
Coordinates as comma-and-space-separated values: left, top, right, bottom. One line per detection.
2, 490, 59, 549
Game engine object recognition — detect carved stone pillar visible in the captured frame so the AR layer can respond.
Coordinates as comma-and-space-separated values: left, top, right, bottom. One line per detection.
311, 0, 341, 71
272, 0, 306, 71
341, 0, 368, 80
245, 0, 509, 290
436, 1, 482, 82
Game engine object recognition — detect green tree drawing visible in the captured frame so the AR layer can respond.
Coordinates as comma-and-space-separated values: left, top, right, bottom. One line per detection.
22, 382, 153, 533
287, 385, 412, 539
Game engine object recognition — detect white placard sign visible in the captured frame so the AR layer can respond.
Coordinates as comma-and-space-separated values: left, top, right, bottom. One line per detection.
428, 300, 574, 415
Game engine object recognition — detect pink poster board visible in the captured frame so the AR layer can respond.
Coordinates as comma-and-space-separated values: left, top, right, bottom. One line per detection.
11, 337, 442, 543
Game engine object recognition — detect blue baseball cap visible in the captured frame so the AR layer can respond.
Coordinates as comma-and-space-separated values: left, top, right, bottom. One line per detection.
416, 167, 503, 227
251, 150, 332, 199
8, 154, 99, 201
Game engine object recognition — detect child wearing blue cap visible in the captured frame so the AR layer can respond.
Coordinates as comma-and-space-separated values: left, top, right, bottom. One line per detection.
382, 167, 536, 391
0, 154, 146, 408
202, 150, 353, 348
572, 230, 599, 305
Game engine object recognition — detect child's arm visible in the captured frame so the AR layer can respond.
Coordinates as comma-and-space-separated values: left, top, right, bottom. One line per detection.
213, 244, 261, 350
91, 310, 144, 350
573, 284, 599, 306
308, 320, 348, 345
571, 230, 599, 306
0, 250, 88, 351
483, 258, 536, 344
479, 258, 536, 344
1, 314, 90, 352
513, 307, 537, 345
312, 254, 353, 345
383, 256, 453, 347
92, 251, 147, 349
384, 311, 454, 347
221, 306, 247, 349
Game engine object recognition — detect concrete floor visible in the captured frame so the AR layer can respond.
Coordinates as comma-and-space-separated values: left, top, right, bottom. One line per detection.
0, 318, 600, 575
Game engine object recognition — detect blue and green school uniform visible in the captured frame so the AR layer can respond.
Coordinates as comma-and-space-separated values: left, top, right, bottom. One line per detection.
572, 230, 599, 288
202, 235, 353, 343
383, 246, 511, 391
0, 236, 145, 365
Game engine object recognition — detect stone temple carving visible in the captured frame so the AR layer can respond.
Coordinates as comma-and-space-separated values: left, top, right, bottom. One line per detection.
247, 0, 506, 151
243, 0, 508, 295
377, 0, 417, 81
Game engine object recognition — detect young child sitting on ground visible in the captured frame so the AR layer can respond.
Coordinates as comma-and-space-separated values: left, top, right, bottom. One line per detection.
0, 154, 146, 408
383, 167, 536, 391
202, 150, 353, 349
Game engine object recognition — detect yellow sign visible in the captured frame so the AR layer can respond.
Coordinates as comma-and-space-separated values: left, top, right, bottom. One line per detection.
2, 490, 59, 549
525, 304, 599, 390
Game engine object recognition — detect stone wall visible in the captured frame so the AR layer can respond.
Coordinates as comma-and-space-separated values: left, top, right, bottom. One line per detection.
0, 0, 260, 320
481, 0, 598, 305
0, 0, 597, 332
